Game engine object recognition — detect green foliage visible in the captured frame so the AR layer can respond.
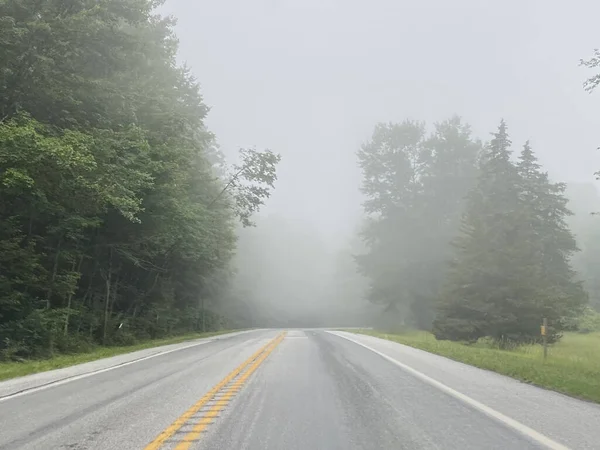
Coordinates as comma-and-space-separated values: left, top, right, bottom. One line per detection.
357, 116, 587, 343
209, 148, 281, 227
433, 122, 586, 344
576, 307, 600, 332
356, 116, 480, 329
580, 49, 600, 94
0, 0, 279, 360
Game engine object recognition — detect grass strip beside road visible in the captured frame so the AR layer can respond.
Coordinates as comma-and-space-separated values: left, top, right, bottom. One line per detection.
350, 329, 600, 404
0, 329, 239, 382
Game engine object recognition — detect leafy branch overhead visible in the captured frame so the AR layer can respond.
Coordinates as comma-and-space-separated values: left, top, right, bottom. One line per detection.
580, 49, 600, 93
580, 49, 600, 181
210, 148, 281, 227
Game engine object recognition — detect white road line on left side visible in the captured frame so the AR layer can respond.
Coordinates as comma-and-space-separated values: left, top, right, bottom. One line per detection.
0, 330, 260, 403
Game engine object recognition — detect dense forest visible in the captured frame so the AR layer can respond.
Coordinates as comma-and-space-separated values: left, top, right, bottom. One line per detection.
0, 0, 280, 360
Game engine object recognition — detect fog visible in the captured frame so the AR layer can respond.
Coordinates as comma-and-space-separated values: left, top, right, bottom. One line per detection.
161, 0, 600, 327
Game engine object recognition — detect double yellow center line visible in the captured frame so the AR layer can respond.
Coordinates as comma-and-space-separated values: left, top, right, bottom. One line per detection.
144, 331, 286, 450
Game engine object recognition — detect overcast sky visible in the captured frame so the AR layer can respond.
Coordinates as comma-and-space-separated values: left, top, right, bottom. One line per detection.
161, 0, 600, 243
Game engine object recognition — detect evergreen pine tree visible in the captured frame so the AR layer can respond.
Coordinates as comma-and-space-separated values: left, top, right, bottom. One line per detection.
516, 142, 587, 337
433, 120, 531, 343
434, 123, 588, 343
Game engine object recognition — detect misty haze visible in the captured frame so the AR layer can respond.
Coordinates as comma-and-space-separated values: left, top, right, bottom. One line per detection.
160, 0, 600, 330
0, 1, 599, 449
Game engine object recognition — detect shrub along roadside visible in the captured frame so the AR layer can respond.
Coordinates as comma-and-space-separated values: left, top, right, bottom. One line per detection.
349, 329, 600, 404
0, 329, 238, 382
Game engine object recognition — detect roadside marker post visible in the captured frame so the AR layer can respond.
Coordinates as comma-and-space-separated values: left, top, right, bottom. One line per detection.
541, 317, 548, 360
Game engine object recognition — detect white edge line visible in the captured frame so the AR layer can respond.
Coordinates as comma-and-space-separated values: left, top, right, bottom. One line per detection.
326, 330, 570, 450
0, 329, 258, 403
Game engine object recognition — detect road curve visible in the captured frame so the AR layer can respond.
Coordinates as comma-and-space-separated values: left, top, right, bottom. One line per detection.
0, 329, 599, 450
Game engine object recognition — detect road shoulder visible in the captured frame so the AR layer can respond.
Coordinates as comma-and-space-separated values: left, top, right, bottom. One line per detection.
329, 330, 600, 450
0, 330, 257, 400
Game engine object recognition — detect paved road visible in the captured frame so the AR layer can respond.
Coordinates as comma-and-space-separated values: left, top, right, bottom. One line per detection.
0, 329, 599, 450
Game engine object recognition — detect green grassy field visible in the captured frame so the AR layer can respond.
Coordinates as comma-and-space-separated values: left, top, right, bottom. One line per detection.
353, 330, 600, 404
0, 329, 237, 382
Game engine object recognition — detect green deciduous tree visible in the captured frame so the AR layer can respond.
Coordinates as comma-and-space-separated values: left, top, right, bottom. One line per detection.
356, 120, 426, 326
0, 0, 279, 359
412, 117, 481, 328
356, 117, 480, 329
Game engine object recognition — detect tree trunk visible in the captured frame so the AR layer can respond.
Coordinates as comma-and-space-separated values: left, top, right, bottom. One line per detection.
110, 273, 119, 317
64, 255, 84, 336
76, 274, 95, 334
201, 296, 205, 333
102, 248, 113, 345
46, 237, 62, 309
